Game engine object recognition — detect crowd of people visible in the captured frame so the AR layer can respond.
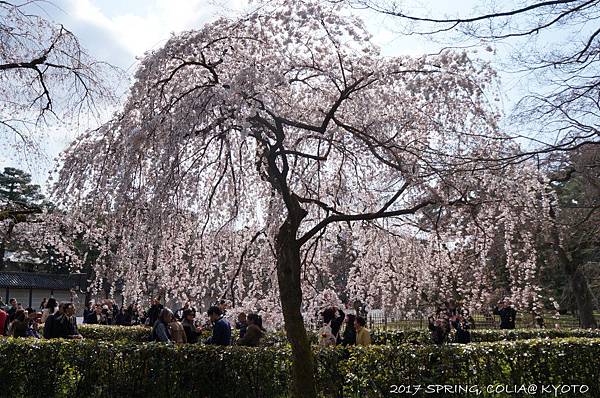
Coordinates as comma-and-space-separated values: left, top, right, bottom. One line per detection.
317, 306, 371, 347
148, 303, 265, 346
427, 299, 473, 345
0, 296, 268, 347
83, 299, 141, 326
426, 298, 518, 344
1, 295, 519, 347
0, 297, 80, 339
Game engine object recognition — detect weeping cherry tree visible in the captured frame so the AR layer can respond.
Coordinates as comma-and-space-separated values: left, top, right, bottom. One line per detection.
53, 1, 552, 396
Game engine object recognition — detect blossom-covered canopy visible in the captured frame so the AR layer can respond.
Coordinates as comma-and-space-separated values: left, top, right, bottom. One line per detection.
54, 0, 551, 326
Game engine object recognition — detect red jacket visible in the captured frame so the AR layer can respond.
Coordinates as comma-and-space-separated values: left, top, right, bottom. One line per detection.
0, 309, 7, 336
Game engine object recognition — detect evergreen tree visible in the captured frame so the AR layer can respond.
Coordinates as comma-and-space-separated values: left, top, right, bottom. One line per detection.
0, 167, 44, 206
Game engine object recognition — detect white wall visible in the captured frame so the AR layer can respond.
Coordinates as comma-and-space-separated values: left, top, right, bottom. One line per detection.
2, 288, 86, 315
5, 288, 29, 308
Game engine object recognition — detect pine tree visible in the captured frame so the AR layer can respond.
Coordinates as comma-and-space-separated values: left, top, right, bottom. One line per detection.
0, 167, 44, 205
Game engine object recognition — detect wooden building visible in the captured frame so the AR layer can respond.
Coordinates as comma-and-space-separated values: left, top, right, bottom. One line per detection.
0, 271, 87, 314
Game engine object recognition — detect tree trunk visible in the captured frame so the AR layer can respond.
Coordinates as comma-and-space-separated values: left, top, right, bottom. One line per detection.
276, 216, 317, 398
569, 266, 598, 328
549, 213, 597, 329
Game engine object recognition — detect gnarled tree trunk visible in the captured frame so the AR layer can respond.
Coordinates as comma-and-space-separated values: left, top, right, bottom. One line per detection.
569, 266, 598, 328
549, 208, 598, 329
275, 207, 317, 397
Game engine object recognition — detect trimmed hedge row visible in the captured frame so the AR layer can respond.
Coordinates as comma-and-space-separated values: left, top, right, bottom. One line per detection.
340, 338, 600, 397
76, 324, 600, 346
1, 337, 599, 397
75, 324, 305, 345
76, 324, 292, 345
370, 328, 600, 345
77, 324, 151, 342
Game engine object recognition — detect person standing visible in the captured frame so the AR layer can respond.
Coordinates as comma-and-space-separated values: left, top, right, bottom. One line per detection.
182, 309, 202, 344
236, 312, 248, 339
493, 299, 517, 329
321, 307, 345, 344
151, 308, 174, 343
532, 310, 545, 329
26, 311, 41, 338
217, 300, 228, 316
7, 298, 17, 322
8, 309, 27, 337
101, 302, 114, 325
41, 298, 59, 324
341, 314, 357, 346
83, 301, 94, 322
115, 305, 132, 326
39, 298, 48, 311
428, 312, 451, 345
53, 303, 83, 339
146, 297, 163, 326
129, 304, 140, 325
0, 306, 8, 336
110, 300, 119, 323
318, 308, 336, 346
169, 316, 187, 344
237, 313, 265, 347
205, 306, 231, 346
175, 302, 191, 321
355, 316, 371, 346
43, 302, 63, 339
450, 314, 471, 344
85, 304, 108, 325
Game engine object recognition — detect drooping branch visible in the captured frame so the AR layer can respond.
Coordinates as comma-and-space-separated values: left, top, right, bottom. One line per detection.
224, 229, 266, 306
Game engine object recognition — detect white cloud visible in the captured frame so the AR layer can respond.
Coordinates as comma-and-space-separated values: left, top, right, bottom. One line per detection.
64, 0, 239, 58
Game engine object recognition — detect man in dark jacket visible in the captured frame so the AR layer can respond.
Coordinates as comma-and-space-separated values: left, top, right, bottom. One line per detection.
146, 297, 163, 326
115, 306, 132, 326
330, 308, 345, 344
493, 299, 517, 329
341, 314, 357, 346
205, 306, 231, 346
43, 303, 63, 339
451, 314, 471, 343
7, 298, 17, 322
84, 305, 107, 325
53, 303, 82, 339
83, 301, 94, 322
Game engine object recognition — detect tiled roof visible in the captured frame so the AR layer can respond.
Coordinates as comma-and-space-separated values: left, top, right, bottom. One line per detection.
0, 272, 85, 290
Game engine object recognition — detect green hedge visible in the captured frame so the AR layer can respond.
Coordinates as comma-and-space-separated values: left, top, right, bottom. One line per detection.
341, 338, 600, 397
1, 337, 599, 397
76, 324, 315, 346
76, 324, 600, 346
370, 328, 600, 345
77, 324, 151, 342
